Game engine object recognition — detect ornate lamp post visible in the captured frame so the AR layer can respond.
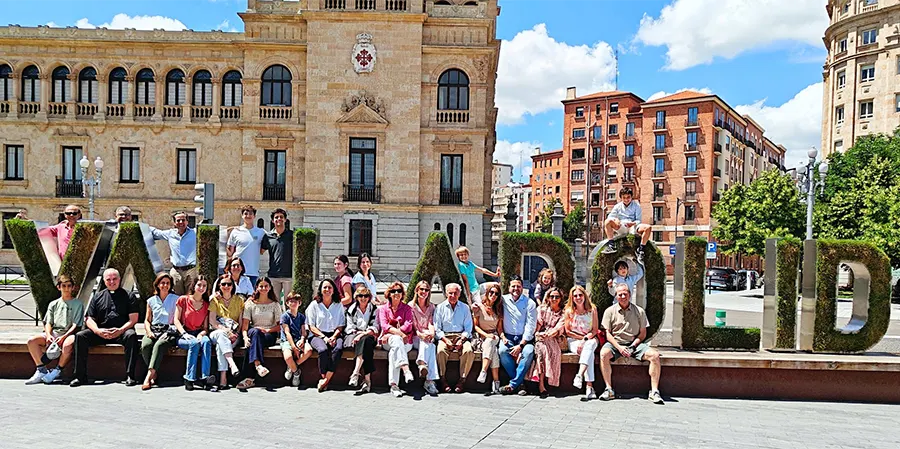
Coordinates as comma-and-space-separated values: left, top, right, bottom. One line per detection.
794, 147, 828, 240
80, 156, 103, 220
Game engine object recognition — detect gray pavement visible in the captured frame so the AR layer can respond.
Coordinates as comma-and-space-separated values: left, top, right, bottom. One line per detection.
0, 380, 898, 449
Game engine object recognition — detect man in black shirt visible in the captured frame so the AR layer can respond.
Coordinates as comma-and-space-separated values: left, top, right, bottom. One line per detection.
265, 208, 294, 301
71, 268, 140, 387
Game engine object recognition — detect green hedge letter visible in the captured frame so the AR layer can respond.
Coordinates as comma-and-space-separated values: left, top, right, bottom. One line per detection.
682, 237, 760, 350
292, 227, 320, 311
590, 235, 666, 340
197, 225, 221, 286
106, 222, 157, 301
498, 232, 574, 296
406, 232, 461, 302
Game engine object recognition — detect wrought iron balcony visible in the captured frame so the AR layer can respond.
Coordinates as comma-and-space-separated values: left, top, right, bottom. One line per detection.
56, 178, 83, 198
263, 183, 286, 201
439, 188, 463, 205
343, 183, 382, 203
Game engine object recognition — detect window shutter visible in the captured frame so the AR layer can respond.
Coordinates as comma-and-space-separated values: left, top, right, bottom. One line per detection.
53, 79, 63, 102
178, 83, 186, 105
137, 83, 145, 104
147, 82, 155, 104
90, 80, 98, 104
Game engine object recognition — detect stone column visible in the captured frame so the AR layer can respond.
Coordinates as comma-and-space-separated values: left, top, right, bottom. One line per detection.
96, 74, 107, 119
9, 73, 19, 119
124, 76, 134, 120
551, 203, 564, 238
210, 80, 221, 123
244, 80, 260, 122
291, 80, 302, 124
182, 79, 192, 123
37, 73, 49, 119
573, 238, 584, 284
152, 75, 162, 121
66, 73, 77, 118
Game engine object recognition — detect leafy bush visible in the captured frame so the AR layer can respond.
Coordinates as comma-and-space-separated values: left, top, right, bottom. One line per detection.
406, 232, 461, 302
292, 227, 319, 311
58, 222, 104, 291
499, 232, 574, 296
814, 239, 890, 352
682, 237, 760, 350
5, 219, 57, 316
590, 234, 665, 340
775, 237, 801, 349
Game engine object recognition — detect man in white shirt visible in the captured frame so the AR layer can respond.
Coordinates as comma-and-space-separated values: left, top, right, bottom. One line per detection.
603, 187, 652, 263
151, 211, 197, 295
227, 205, 269, 286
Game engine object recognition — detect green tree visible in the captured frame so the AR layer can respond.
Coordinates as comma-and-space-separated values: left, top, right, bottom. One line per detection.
563, 202, 586, 242
711, 169, 804, 257
536, 197, 562, 233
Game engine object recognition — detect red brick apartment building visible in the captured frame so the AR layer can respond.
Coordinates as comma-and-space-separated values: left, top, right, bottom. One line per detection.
528, 149, 568, 231
557, 88, 786, 271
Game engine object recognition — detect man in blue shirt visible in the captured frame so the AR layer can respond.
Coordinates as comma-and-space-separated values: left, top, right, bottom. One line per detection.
499, 276, 537, 395
150, 211, 197, 295
603, 187, 652, 263
434, 283, 474, 393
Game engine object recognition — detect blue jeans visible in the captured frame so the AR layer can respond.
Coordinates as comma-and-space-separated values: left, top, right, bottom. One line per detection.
499, 333, 535, 389
177, 332, 212, 382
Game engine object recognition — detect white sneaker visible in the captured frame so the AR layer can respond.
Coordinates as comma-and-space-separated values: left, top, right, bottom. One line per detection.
349, 373, 360, 387
477, 370, 487, 383
572, 373, 583, 390
424, 380, 439, 396
649, 390, 664, 404
403, 370, 414, 384
291, 370, 302, 388
492, 380, 501, 395
391, 384, 403, 397
25, 368, 46, 385
600, 387, 615, 401
284, 368, 293, 381
583, 387, 597, 401
357, 381, 370, 394
42, 368, 61, 384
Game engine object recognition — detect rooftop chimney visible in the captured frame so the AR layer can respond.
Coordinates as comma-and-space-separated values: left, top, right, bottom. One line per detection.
565, 87, 576, 101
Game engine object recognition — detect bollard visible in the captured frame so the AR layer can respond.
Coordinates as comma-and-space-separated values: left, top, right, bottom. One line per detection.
715, 310, 726, 327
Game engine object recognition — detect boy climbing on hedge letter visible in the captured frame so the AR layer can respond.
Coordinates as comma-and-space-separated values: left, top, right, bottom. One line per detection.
602, 187, 652, 264
455, 246, 500, 304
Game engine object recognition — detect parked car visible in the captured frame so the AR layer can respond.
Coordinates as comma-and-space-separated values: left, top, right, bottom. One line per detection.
707, 267, 739, 291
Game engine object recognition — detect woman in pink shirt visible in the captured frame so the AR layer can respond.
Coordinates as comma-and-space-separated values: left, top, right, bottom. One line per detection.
410, 280, 440, 396
377, 281, 415, 397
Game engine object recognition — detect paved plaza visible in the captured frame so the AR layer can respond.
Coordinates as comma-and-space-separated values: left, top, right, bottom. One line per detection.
1, 380, 898, 449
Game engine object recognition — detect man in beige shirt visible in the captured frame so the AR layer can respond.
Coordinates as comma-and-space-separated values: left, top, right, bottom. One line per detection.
599, 283, 663, 404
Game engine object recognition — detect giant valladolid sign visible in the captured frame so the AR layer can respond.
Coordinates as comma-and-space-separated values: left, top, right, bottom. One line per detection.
5, 219, 891, 353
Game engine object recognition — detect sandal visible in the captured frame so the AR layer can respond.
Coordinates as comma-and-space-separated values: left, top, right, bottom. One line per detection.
454, 381, 465, 394
141, 383, 152, 391
441, 381, 452, 393
317, 379, 328, 393
255, 365, 270, 377
236, 378, 255, 390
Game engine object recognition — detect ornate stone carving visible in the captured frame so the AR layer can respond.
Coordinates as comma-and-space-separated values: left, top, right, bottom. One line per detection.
351, 33, 376, 74
473, 56, 490, 82
341, 91, 385, 118
429, 3, 487, 18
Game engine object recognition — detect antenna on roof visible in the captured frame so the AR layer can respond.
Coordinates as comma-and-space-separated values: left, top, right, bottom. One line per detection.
614, 47, 619, 90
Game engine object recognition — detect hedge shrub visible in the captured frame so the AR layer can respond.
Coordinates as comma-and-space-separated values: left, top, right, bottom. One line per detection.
406, 232, 461, 302
292, 227, 319, 311
197, 225, 220, 285
682, 237, 760, 350
775, 237, 801, 349
590, 235, 665, 340
106, 222, 156, 302
814, 239, 890, 353
499, 232, 574, 295
5, 219, 58, 316
58, 222, 105, 292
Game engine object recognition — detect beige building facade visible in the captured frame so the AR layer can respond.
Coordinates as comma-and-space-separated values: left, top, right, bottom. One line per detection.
822, 0, 900, 157
0, 0, 501, 275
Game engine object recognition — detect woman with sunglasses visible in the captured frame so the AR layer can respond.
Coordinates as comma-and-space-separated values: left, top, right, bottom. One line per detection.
209, 273, 246, 389
174, 276, 214, 391
565, 285, 599, 401
530, 287, 566, 398
410, 280, 440, 396
226, 256, 254, 296
139, 273, 179, 390
306, 278, 346, 392
236, 278, 283, 390
352, 253, 383, 306
473, 282, 503, 395
377, 281, 415, 397
344, 285, 378, 394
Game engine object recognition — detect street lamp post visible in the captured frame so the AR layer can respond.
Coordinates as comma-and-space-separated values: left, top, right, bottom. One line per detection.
795, 147, 828, 240
80, 156, 104, 220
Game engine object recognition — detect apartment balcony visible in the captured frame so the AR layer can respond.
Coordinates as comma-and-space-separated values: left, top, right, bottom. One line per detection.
259, 105, 293, 121
653, 121, 667, 131
623, 134, 637, 142
653, 146, 666, 154
47, 102, 67, 117
652, 170, 666, 179
685, 118, 700, 128
18, 102, 39, 115
0, 101, 8, 115
684, 143, 700, 154
263, 183, 286, 201
591, 134, 604, 144
713, 168, 722, 178
220, 106, 241, 121
76, 103, 98, 117
608, 132, 619, 140
55, 178, 83, 198
439, 188, 463, 205
684, 193, 698, 201
683, 168, 700, 178
714, 143, 722, 154
652, 193, 665, 203
714, 119, 724, 129
134, 104, 155, 119
343, 183, 382, 203
162, 105, 183, 120
620, 177, 635, 185
623, 154, 636, 164
436, 110, 470, 124
684, 218, 697, 225
322, 0, 407, 10
860, 0, 878, 13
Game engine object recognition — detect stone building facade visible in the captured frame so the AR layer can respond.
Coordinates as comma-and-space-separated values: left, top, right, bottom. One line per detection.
822, 0, 900, 157
0, 0, 501, 277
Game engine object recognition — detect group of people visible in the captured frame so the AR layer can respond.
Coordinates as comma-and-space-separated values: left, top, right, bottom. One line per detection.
22, 195, 663, 403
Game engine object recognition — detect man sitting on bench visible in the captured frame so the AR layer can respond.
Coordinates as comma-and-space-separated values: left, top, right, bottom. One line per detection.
599, 284, 663, 404
71, 268, 140, 387
602, 187, 652, 264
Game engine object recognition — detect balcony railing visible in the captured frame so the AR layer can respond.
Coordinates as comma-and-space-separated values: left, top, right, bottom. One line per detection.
714, 119, 724, 128
714, 143, 722, 153
683, 168, 699, 177
263, 183, 286, 201
652, 170, 666, 178
436, 110, 470, 123
76, 103, 97, 117
220, 106, 241, 120
684, 143, 699, 153
190, 105, 212, 120
0, 101, 9, 114
860, 0, 878, 13
620, 176, 635, 184
653, 193, 665, 202
344, 183, 382, 203
18, 102, 39, 115
323, 0, 346, 9
48, 102, 67, 116
653, 121, 667, 130
684, 193, 697, 201
134, 104, 155, 118
56, 178, 83, 198
439, 188, 463, 205
623, 154, 635, 163
355, 0, 375, 9
685, 118, 700, 127
106, 104, 125, 117
162, 105, 182, 119
260, 105, 292, 120
386, 0, 407, 11
653, 147, 666, 154
624, 134, 636, 142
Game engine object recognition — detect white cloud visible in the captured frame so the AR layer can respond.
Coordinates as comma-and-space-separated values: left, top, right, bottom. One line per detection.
215, 20, 238, 32
647, 87, 713, 102
495, 140, 544, 182
735, 83, 823, 168
635, 0, 827, 70
63, 14, 187, 31
497, 24, 616, 125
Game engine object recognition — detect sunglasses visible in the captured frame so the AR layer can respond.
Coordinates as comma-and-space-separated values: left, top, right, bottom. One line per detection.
355, 294, 371, 299
487, 291, 499, 296
64, 211, 80, 216
59, 283, 74, 288
389, 289, 403, 294
549, 294, 562, 299
220, 283, 234, 287
417, 287, 429, 292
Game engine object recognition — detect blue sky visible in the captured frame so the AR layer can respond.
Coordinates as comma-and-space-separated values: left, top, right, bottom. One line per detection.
5, 0, 829, 179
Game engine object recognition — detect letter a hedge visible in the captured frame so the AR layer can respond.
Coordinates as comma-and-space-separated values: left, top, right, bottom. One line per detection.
406, 232, 461, 302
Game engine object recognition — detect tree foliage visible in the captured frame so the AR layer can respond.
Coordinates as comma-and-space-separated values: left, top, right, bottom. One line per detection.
563, 202, 585, 242
535, 197, 561, 233
711, 169, 804, 257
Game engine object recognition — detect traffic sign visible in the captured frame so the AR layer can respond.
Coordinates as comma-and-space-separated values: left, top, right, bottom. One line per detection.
706, 242, 717, 260
669, 246, 676, 256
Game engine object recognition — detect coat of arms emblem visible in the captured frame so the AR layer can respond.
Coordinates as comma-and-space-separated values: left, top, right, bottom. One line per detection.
352, 33, 376, 73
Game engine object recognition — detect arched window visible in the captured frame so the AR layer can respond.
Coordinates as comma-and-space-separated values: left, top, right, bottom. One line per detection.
0, 64, 11, 101
447, 223, 454, 245
21, 65, 40, 102
192, 70, 212, 106
165, 69, 185, 105
459, 223, 467, 246
109, 67, 127, 105
135, 68, 155, 105
438, 69, 469, 110
434, 223, 441, 231
51, 66, 70, 103
261, 65, 292, 106
222, 70, 242, 106
78, 67, 98, 104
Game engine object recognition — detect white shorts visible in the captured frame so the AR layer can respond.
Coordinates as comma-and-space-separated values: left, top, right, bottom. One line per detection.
613, 221, 639, 237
